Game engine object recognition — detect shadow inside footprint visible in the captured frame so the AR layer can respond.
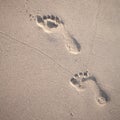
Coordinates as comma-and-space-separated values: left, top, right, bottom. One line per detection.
71, 36, 81, 52
99, 87, 110, 102
47, 21, 58, 28
70, 78, 79, 85
36, 16, 43, 23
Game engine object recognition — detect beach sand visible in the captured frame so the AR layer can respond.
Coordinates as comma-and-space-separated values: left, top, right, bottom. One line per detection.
0, 0, 120, 120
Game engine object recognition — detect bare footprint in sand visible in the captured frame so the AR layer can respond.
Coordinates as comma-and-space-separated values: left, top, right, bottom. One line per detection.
83, 75, 109, 106
70, 71, 109, 106
69, 71, 89, 91
36, 15, 80, 54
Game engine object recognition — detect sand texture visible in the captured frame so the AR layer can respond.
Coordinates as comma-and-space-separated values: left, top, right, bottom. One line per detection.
0, 0, 120, 120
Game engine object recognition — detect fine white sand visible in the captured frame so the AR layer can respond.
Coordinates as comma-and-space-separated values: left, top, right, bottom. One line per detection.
0, 0, 120, 120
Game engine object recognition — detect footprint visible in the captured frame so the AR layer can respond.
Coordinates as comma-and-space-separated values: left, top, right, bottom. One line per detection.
36, 15, 80, 54
83, 76, 108, 106
69, 71, 89, 91
70, 71, 109, 106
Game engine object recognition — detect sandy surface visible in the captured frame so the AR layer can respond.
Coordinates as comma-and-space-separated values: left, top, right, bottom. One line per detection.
0, 0, 120, 120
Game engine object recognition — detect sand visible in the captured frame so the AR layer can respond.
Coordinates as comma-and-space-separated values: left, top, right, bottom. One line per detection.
0, 0, 120, 120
